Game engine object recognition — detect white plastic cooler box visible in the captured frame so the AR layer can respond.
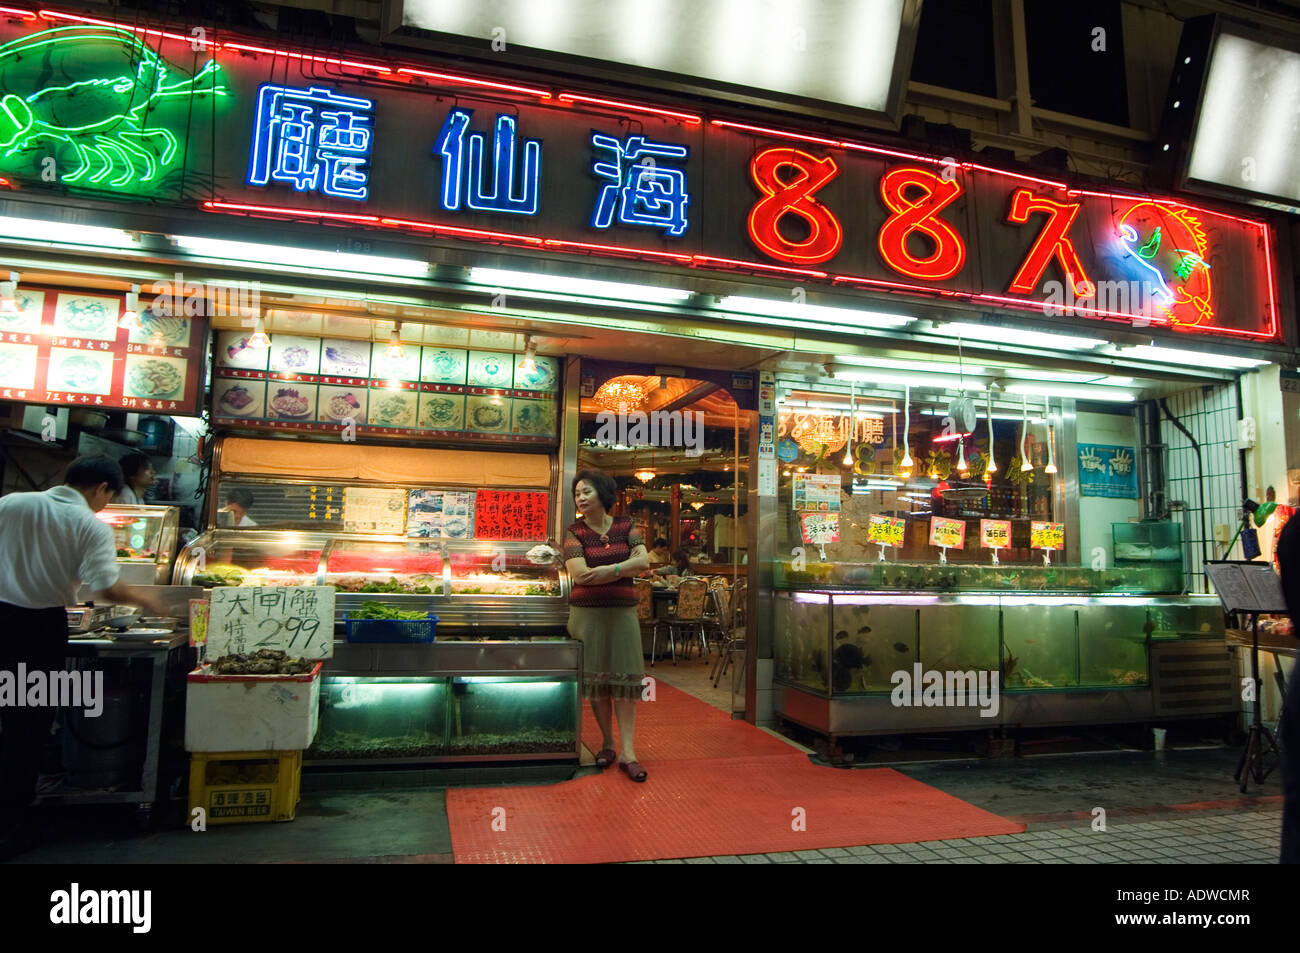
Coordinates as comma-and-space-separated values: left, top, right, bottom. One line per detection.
185, 662, 323, 752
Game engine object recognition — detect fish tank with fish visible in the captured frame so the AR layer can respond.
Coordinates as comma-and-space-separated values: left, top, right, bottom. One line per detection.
309, 676, 449, 761
447, 676, 578, 757
306, 673, 579, 762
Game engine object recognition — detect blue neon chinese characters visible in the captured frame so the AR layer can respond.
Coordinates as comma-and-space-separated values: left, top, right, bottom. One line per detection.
434, 109, 541, 215
248, 84, 374, 201
590, 134, 690, 236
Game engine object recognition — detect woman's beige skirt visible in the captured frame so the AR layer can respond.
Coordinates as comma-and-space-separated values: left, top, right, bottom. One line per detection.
567, 604, 645, 701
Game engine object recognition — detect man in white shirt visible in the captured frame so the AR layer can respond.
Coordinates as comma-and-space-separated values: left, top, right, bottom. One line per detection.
0, 455, 167, 859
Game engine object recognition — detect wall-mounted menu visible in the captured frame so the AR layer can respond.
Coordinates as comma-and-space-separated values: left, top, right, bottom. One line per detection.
343, 486, 408, 534
0, 287, 205, 413
474, 490, 549, 541
212, 337, 559, 444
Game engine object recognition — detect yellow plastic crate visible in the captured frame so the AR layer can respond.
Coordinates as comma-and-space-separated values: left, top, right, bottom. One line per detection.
188, 750, 302, 825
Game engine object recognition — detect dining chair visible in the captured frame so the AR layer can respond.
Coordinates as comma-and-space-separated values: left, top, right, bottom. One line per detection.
703, 584, 731, 660
667, 577, 709, 661
635, 578, 673, 666
713, 578, 747, 688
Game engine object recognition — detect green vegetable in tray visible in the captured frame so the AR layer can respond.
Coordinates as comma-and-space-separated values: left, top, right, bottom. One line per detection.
349, 600, 430, 621
193, 564, 246, 587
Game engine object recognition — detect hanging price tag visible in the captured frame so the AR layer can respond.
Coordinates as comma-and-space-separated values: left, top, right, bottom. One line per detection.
868, 515, 906, 547
1030, 521, 1065, 551
929, 516, 966, 549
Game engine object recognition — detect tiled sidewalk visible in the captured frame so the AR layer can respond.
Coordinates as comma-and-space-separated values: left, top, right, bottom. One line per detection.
638, 806, 1282, 864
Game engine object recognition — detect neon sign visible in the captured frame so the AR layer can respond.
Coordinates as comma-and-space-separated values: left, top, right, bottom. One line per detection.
877, 167, 966, 281
434, 109, 541, 215
1116, 203, 1213, 327
247, 85, 373, 201
0, 25, 225, 189
746, 148, 843, 264
1006, 190, 1094, 298
590, 134, 690, 237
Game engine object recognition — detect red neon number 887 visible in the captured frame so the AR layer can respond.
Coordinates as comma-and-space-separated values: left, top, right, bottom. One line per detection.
877, 167, 967, 281
746, 148, 844, 265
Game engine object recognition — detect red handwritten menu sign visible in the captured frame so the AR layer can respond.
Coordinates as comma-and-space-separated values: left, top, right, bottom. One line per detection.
473, 490, 549, 540
0, 287, 205, 413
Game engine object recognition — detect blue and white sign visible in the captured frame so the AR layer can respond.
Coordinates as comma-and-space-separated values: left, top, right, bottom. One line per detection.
1078, 443, 1138, 498
248, 85, 374, 200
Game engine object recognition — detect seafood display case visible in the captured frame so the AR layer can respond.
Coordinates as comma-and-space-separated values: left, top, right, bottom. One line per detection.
174, 532, 568, 634
770, 564, 1234, 740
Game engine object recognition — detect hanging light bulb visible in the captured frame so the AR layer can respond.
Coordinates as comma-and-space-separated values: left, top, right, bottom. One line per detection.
1020, 394, 1033, 472
117, 283, 141, 329
521, 335, 537, 375
387, 321, 405, 359
900, 385, 913, 473
0, 272, 16, 315
842, 382, 855, 467
984, 388, 997, 475
247, 315, 270, 349
1043, 396, 1057, 474
956, 437, 969, 477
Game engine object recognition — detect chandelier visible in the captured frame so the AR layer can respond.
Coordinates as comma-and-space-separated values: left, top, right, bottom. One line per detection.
634, 468, 656, 483
593, 378, 647, 413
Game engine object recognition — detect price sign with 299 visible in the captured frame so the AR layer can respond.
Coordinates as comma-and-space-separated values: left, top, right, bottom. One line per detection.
207, 586, 336, 659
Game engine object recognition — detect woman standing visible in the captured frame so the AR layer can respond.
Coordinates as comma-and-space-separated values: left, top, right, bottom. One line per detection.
564, 469, 651, 781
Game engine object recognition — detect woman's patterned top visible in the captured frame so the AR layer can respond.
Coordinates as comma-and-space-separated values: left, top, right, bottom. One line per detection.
564, 515, 643, 607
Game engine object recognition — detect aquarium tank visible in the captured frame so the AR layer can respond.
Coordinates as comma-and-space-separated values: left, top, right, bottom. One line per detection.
309, 677, 448, 760
448, 676, 578, 756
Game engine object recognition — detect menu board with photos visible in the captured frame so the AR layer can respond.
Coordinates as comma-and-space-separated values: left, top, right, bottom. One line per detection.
473, 490, 550, 541
0, 286, 205, 413
212, 334, 559, 444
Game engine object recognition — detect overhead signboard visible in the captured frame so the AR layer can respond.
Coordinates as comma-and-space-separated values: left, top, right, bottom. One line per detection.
0, 284, 206, 413
0, 12, 1279, 343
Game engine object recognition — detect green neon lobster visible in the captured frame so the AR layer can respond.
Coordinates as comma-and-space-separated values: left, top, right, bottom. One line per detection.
0, 26, 226, 188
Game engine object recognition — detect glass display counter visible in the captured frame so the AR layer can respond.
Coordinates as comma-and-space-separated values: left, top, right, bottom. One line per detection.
175, 532, 567, 633
95, 504, 180, 585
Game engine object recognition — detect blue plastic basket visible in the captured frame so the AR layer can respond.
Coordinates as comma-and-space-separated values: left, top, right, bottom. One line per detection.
343, 613, 439, 643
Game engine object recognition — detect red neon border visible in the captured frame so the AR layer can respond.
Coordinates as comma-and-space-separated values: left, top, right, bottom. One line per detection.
6, 5, 1277, 340
558, 93, 701, 125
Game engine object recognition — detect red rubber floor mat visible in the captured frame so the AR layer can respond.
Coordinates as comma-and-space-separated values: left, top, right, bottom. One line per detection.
447, 680, 1024, 863
579, 680, 796, 761
446, 754, 1024, 863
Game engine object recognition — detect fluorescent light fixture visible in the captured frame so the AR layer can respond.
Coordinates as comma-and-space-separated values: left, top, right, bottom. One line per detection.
921, 409, 1044, 422
0, 215, 137, 249
721, 296, 912, 330
930, 321, 1106, 351
469, 267, 690, 304
1115, 344, 1268, 370
1004, 383, 1134, 402
1002, 367, 1131, 384
782, 400, 896, 415
833, 354, 985, 375
174, 235, 430, 277
827, 365, 985, 391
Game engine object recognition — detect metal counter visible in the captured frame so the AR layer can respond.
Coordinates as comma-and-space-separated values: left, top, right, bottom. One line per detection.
39, 632, 194, 827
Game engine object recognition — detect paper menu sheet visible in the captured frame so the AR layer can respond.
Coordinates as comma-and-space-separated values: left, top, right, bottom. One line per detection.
1205, 561, 1289, 614
406, 489, 474, 538
343, 487, 408, 534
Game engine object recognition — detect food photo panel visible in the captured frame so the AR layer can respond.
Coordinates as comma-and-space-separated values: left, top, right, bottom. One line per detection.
418, 392, 465, 431
128, 310, 191, 347
468, 351, 514, 388
265, 383, 317, 420
0, 290, 45, 336
122, 354, 187, 401
368, 388, 417, 429
53, 294, 120, 342
269, 335, 321, 375
48, 348, 114, 396
511, 397, 557, 436
513, 354, 559, 392
216, 331, 270, 370
319, 339, 371, 378
0, 342, 40, 390
464, 394, 510, 435
213, 378, 266, 418
317, 385, 367, 425
420, 346, 468, 385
